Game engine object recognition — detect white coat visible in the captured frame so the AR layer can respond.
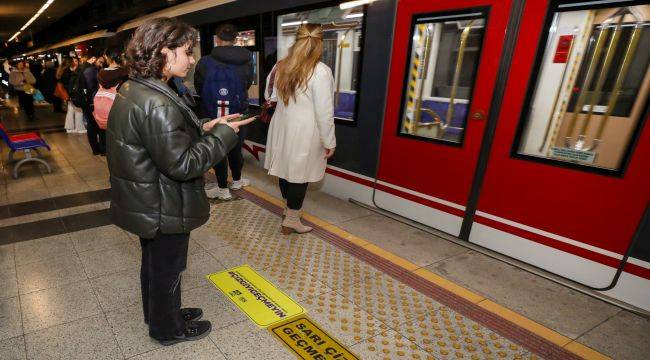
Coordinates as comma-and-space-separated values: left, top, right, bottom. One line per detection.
264, 62, 336, 183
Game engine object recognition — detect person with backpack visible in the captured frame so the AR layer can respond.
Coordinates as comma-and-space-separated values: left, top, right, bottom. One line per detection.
72, 52, 104, 155
194, 23, 254, 200
94, 49, 128, 133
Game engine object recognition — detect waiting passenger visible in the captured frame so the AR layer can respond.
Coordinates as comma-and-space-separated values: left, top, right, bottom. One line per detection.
265, 24, 336, 234
41, 60, 64, 113
8, 61, 37, 121
107, 17, 253, 346
93, 49, 128, 131
195, 23, 254, 200
61, 57, 86, 134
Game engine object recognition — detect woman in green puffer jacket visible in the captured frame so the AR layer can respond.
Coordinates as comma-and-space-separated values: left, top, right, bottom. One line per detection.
107, 17, 254, 346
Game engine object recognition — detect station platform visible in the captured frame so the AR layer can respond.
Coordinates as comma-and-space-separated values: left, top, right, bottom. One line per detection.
0, 107, 648, 360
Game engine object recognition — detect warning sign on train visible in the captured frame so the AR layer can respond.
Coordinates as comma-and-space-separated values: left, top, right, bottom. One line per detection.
207, 265, 305, 327
270, 315, 360, 360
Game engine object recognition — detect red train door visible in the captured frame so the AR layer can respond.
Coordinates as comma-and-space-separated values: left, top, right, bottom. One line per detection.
471, 0, 650, 307
375, 0, 513, 236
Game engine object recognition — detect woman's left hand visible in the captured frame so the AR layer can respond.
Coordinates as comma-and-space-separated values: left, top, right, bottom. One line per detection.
324, 148, 335, 160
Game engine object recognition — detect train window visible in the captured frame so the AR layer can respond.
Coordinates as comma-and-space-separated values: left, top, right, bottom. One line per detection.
277, 5, 365, 122
398, 11, 486, 144
213, 29, 256, 47
515, 2, 650, 173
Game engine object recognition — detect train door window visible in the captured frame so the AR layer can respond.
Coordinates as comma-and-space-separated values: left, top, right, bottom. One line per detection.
514, 1, 650, 173
277, 5, 366, 122
398, 11, 486, 144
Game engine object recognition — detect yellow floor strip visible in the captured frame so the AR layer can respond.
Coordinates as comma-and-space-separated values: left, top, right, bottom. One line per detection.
322, 224, 370, 247
478, 300, 572, 347
243, 186, 611, 359
413, 268, 485, 303
363, 243, 420, 271
564, 342, 612, 360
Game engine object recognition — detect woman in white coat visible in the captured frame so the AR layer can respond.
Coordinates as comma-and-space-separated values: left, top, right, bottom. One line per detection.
265, 24, 336, 234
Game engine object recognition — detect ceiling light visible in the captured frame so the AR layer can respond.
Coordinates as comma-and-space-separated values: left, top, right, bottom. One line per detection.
282, 21, 307, 27
340, 0, 375, 10
8, 0, 56, 42
345, 13, 364, 19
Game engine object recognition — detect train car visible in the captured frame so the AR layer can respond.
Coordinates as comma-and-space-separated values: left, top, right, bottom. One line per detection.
375, 0, 649, 312
14, 0, 649, 312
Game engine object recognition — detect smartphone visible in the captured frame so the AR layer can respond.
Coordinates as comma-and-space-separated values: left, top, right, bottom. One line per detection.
228, 113, 258, 122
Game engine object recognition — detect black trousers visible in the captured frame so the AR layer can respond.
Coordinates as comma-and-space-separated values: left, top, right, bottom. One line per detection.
83, 109, 106, 154
279, 178, 308, 210
140, 232, 189, 339
51, 96, 64, 112
17, 91, 35, 119
213, 128, 246, 188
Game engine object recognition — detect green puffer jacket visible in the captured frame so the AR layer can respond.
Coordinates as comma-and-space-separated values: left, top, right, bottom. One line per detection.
107, 77, 238, 238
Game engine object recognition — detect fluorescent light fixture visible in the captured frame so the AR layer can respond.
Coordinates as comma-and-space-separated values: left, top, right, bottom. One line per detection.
8, 0, 56, 42
282, 21, 307, 27
340, 0, 375, 10
345, 13, 364, 19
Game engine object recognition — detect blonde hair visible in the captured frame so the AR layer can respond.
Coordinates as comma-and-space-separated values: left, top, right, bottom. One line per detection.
276, 24, 324, 105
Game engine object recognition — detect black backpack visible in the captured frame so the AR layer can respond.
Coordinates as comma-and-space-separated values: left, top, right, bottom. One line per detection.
70, 64, 90, 108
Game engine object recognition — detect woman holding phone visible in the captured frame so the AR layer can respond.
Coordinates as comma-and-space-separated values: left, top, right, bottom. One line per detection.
106, 17, 254, 345
265, 24, 336, 235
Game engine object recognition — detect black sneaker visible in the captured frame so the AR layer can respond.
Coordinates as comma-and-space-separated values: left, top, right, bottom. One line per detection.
181, 307, 203, 322
158, 320, 212, 346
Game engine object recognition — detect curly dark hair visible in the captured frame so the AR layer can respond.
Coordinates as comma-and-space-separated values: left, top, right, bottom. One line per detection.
125, 17, 197, 79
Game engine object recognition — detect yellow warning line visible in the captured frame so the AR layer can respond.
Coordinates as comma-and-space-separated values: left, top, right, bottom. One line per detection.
241, 185, 612, 360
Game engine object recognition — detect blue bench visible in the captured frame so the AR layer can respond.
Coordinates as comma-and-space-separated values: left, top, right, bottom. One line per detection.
0, 120, 52, 179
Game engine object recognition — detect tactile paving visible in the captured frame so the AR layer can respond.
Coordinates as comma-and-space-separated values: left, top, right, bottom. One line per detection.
337, 272, 444, 328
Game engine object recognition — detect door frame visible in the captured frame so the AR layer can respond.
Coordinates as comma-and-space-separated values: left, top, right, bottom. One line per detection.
370, 0, 527, 240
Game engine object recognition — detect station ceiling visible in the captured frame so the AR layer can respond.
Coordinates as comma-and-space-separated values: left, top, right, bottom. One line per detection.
1, 0, 190, 58
0, 1, 88, 43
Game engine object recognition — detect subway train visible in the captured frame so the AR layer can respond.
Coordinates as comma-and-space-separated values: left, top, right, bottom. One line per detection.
12, 0, 650, 312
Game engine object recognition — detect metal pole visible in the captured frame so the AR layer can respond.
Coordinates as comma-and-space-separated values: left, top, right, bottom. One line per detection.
444, 20, 476, 132
591, 23, 643, 149
564, 26, 609, 144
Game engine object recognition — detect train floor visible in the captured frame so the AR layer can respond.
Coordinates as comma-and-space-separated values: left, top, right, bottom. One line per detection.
0, 103, 648, 360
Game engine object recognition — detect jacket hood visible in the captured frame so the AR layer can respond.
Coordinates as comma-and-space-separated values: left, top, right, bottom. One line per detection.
210, 46, 252, 66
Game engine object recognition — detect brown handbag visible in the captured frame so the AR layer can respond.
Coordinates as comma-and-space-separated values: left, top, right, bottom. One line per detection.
54, 82, 69, 101
259, 66, 278, 124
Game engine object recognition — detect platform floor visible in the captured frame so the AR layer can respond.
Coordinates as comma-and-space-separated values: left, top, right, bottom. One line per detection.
0, 105, 649, 360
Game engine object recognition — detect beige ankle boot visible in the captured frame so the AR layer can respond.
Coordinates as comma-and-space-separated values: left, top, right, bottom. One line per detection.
281, 209, 312, 234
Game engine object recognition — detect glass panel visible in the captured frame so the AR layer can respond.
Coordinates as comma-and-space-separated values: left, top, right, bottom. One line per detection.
213, 29, 256, 47
399, 13, 486, 143
517, 3, 650, 171
249, 52, 260, 105
277, 5, 365, 121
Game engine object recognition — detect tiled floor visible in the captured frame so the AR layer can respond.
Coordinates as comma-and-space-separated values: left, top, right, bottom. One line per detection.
1, 105, 649, 360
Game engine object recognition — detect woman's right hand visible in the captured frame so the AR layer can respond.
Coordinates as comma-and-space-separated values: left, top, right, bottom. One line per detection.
225, 116, 257, 133
202, 114, 241, 132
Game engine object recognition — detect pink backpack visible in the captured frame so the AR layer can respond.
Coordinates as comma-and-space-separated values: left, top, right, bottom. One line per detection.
93, 85, 118, 130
